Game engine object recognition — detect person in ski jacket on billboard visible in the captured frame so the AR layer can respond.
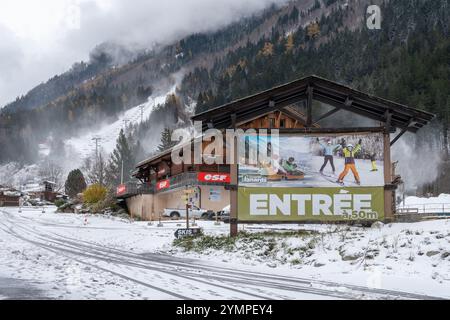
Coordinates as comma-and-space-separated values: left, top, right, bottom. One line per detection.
370, 153, 378, 172
317, 138, 341, 174
337, 139, 363, 185
282, 157, 303, 176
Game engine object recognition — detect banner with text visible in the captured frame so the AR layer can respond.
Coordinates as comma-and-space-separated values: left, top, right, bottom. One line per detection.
238, 187, 385, 222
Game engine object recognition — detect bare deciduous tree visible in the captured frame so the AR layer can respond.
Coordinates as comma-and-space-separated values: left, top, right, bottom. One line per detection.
82, 152, 107, 186
39, 160, 64, 192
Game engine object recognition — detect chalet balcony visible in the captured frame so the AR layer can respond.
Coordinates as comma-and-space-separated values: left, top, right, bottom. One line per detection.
116, 171, 230, 198
116, 182, 154, 198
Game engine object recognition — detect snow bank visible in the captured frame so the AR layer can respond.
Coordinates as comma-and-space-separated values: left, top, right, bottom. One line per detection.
401, 194, 450, 206
0, 163, 40, 188
169, 220, 450, 298
399, 194, 450, 214
1, 207, 449, 299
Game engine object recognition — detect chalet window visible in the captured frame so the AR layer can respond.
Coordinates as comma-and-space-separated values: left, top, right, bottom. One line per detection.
280, 119, 286, 128
269, 118, 275, 128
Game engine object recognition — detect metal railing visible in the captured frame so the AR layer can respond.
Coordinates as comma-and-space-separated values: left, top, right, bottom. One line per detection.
117, 182, 154, 198
117, 171, 230, 198
397, 203, 450, 215
167, 172, 198, 190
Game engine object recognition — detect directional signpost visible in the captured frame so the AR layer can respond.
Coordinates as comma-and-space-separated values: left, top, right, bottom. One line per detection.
174, 228, 202, 239
182, 187, 196, 229
174, 187, 201, 238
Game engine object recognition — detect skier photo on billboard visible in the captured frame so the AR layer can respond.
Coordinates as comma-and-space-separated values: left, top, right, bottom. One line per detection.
370, 152, 378, 172
337, 139, 363, 185
317, 138, 341, 175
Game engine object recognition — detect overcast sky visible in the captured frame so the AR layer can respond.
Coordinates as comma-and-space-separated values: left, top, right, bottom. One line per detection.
0, 0, 286, 107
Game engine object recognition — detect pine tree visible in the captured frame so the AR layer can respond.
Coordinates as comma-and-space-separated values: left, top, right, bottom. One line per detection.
65, 169, 87, 198
105, 129, 135, 186
289, 6, 299, 22
158, 128, 177, 152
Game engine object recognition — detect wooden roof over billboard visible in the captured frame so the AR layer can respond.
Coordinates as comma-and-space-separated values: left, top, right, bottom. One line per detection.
192, 75, 435, 133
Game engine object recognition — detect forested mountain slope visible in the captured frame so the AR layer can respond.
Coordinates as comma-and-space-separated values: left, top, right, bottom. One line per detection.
0, 0, 380, 164
0, 0, 448, 193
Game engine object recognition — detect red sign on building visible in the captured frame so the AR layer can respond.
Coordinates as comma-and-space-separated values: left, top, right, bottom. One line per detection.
116, 184, 126, 195
156, 179, 170, 191
197, 172, 231, 184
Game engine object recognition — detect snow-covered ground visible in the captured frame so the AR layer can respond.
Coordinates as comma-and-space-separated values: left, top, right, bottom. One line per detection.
0, 206, 448, 300
65, 87, 176, 162
0, 163, 41, 188
399, 194, 450, 214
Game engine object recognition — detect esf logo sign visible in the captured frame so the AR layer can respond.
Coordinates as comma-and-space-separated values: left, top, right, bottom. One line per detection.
156, 179, 170, 191
367, 5, 381, 30
197, 172, 231, 183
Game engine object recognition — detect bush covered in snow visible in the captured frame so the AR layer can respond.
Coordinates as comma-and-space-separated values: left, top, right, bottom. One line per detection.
171, 221, 450, 280
173, 230, 317, 264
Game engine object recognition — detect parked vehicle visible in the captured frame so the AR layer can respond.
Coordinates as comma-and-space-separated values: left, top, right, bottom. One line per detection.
163, 205, 212, 219
208, 205, 230, 222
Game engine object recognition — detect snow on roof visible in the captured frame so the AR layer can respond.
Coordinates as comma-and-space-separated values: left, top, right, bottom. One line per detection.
21, 183, 43, 192
3, 191, 21, 197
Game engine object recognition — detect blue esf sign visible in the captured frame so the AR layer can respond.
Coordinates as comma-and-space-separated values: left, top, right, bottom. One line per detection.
174, 228, 203, 239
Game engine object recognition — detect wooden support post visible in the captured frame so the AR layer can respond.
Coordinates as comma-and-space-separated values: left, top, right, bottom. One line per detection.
230, 113, 238, 237
306, 86, 313, 127
390, 119, 414, 146
276, 110, 282, 125
390, 127, 408, 146
186, 195, 189, 229
151, 194, 155, 221
230, 163, 238, 237
383, 132, 394, 221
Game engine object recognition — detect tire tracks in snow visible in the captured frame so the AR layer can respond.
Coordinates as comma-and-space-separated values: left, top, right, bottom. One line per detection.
0, 210, 444, 300
0, 211, 276, 299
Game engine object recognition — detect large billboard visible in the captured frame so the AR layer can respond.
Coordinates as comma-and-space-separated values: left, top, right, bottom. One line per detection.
238, 133, 384, 188
237, 132, 385, 222
238, 187, 385, 222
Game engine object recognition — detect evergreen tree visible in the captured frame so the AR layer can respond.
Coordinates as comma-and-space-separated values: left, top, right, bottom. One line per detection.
158, 128, 177, 152
65, 169, 87, 198
105, 129, 135, 186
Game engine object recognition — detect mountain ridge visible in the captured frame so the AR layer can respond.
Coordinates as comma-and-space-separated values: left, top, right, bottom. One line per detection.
0, 0, 448, 194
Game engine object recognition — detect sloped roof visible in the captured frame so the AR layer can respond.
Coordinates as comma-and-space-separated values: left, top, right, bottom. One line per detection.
192, 75, 435, 132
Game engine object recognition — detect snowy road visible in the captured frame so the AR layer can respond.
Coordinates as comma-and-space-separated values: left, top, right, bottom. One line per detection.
0, 208, 446, 300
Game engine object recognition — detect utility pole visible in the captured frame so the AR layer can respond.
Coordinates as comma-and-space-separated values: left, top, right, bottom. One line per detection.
123, 119, 129, 132
120, 159, 124, 185
140, 105, 145, 124
92, 137, 101, 160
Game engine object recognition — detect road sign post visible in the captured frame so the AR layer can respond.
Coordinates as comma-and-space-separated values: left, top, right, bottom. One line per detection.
183, 187, 198, 229
174, 228, 202, 239
186, 199, 189, 229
